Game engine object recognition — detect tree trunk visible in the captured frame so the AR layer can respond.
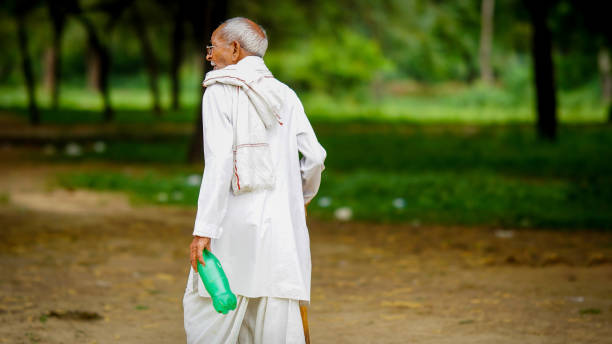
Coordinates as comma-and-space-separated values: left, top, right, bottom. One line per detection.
188, 91, 205, 162
43, 30, 63, 109
16, 12, 39, 125
598, 48, 612, 122
46, 3, 66, 110
170, 3, 185, 111
479, 0, 495, 84
188, 0, 227, 163
99, 49, 112, 122
81, 17, 113, 121
43, 47, 56, 93
131, 6, 162, 116
527, 0, 557, 140
86, 44, 101, 91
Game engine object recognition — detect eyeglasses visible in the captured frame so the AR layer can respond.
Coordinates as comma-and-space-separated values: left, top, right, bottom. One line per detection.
206, 42, 233, 56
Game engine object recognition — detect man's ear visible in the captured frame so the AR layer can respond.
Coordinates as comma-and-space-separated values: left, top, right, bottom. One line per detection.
232, 41, 240, 62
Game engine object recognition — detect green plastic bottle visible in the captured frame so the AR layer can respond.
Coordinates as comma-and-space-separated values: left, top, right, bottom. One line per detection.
196, 249, 237, 314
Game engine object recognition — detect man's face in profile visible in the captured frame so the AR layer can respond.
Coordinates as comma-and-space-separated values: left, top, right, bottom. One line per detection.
206, 28, 233, 70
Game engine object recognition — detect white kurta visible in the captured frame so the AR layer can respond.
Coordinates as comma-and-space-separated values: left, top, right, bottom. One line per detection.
185, 58, 326, 303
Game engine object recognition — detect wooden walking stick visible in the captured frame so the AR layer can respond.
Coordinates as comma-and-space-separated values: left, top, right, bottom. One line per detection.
300, 304, 310, 344
301, 204, 311, 344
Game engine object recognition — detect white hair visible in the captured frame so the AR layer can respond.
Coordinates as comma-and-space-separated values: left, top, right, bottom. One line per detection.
218, 17, 268, 57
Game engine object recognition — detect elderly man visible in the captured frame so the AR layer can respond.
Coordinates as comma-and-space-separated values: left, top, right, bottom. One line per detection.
183, 17, 326, 344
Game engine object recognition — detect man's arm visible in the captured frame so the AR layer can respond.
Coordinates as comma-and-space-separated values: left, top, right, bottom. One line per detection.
295, 100, 326, 204
190, 85, 234, 270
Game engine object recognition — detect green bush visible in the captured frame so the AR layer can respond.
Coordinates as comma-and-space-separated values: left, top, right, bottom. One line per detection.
266, 30, 393, 94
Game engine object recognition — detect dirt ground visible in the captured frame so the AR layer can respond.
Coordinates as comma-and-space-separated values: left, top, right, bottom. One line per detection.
1, 157, 611, 344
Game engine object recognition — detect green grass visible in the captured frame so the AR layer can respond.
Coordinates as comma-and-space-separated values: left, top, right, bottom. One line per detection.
312, 170, 611, 228
1, 81, 608, 124
53, 125, 612, 229
315, 124, 612, 178
0, 106, 196, 124
6, 79, 609, 228
56, 168, 612, 229
0, 73, 203, 112
45, 139, 191, 163
57, 170, 201, 206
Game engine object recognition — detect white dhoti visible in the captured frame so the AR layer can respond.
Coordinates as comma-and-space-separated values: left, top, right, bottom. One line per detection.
183, 290, 306, 344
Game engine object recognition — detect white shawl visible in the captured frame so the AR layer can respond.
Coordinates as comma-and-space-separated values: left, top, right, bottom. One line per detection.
202, 56, 282, 194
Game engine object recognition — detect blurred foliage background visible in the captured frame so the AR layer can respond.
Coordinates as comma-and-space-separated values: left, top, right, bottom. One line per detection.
1, 0, 611, 229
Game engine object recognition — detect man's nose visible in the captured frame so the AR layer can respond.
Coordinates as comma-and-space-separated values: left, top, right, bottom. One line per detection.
206, 51, 212, 61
